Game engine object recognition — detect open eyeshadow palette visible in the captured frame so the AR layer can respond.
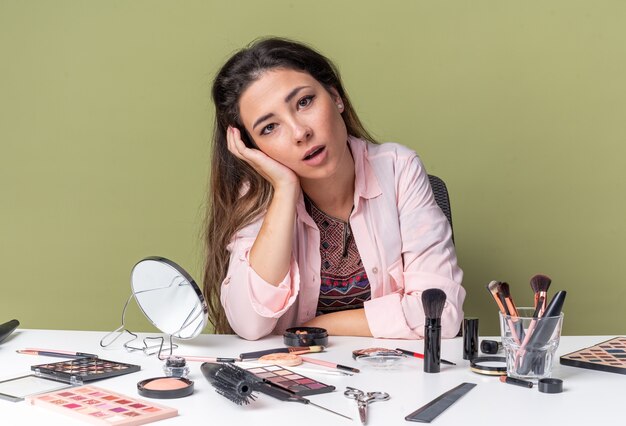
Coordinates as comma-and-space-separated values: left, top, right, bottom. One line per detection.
27, 385, 178, 425
31, 357, 141, 384
240, 364, 335, 396
560, 336, 626, 375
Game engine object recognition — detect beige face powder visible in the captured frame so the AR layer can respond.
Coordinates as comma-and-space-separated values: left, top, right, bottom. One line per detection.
137, 377, 194, 399
258, 353, 303, 367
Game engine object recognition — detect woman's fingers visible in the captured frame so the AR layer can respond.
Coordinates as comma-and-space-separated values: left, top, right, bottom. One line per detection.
226, 126, 247, 160
225, 126, 299, 189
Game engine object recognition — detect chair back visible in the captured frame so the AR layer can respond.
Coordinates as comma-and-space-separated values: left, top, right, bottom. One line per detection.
428, 174, 454, 244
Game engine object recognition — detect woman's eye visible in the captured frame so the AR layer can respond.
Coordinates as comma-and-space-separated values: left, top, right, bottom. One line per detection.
297, 95, 314, 108
261, 123, 276, 135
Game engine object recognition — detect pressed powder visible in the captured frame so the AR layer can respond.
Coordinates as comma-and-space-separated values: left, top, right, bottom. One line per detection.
137, 377, 194, 399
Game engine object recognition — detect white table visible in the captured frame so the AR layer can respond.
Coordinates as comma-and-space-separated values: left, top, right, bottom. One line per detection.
0, 329, 622, 425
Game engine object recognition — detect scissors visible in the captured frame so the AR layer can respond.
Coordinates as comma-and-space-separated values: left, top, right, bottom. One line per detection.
344, 386, 390, 425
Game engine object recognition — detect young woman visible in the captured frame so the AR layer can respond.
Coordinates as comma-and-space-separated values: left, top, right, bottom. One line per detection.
203, 37, 465, 340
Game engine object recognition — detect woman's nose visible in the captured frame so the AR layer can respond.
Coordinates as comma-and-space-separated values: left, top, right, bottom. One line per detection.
292, 120, 312, 144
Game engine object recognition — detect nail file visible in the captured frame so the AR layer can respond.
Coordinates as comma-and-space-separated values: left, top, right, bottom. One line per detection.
404, 382, 476, 423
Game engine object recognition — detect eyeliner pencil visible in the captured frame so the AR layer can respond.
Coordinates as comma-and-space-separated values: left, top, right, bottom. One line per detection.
396, 348, 456, 366
177, 355, 239, 363
239, 346, 324, 360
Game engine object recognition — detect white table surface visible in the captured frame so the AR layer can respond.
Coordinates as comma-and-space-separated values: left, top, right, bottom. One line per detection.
0, 329, 622, 425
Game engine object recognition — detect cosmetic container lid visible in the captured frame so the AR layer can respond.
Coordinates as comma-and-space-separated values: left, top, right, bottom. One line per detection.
283, 327, 328, 347
538, 378, 563, 394
480, 340, 501, 355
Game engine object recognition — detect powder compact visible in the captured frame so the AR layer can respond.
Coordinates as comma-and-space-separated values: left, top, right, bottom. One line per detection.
352, 348, 405, 368
283, 327, 328, 347
137, 377, 194, 399
469, 356, 507, 376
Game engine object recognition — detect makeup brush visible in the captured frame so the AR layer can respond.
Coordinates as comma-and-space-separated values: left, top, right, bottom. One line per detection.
517, 291, 566, 376
486, 281, 521, 344
239, 345, 324, 360
530, 274, 551, 316
498, 282, 525, 341
496, 282, 519, 317
201, 362, 352, 421
421, 288, 447, 373
486, 281, 507, 314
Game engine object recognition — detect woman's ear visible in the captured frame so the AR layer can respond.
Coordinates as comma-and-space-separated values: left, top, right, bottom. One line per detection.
328, 87, 341, 101
328, 87, 344, 112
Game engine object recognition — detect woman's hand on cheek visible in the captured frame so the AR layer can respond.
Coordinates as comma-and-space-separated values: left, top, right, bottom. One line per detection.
227, 126, 300, 192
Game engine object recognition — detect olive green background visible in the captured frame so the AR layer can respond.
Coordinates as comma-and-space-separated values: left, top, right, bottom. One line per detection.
2, 1, 625, 336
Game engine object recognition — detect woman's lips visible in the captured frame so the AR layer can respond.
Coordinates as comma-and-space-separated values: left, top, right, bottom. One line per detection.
303, 145, 325, 160
302, 146, 327, 165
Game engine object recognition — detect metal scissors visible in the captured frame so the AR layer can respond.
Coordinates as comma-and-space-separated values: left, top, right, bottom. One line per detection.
344, 386, 390, 425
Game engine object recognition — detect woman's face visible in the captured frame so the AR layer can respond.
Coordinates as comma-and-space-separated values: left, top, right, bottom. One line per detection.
238, 68, 350, 181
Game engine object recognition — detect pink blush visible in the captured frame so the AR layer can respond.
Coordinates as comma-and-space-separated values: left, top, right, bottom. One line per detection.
143, 378, 188, 391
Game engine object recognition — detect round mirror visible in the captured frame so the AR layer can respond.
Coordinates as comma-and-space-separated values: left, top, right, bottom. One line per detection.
131, 256, 207, 339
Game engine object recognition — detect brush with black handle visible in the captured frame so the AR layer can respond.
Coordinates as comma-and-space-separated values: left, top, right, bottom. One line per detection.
517, 291, 566, 376
0, 319, 19, 344
421, 289, 447, 373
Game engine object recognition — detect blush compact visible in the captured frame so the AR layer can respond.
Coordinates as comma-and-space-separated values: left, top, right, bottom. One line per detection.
137, 377, 194, 399
283, 327, 328, 347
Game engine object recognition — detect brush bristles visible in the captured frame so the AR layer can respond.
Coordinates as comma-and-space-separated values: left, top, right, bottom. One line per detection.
498, 282, 511, 298
487, 280, 501, 295
530, 274, 552, 293
421, 288, 447, 319
289, 345, 324, 353
201, 362, 258, 405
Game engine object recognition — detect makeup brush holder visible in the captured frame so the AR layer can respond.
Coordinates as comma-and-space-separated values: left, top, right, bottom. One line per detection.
499, 308, 564, 382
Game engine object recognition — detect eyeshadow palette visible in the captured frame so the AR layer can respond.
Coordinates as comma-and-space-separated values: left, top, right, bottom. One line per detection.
560, 336, 626, 375
241, 364, 335, 396
27, 385, 177, 425
31, 357, 141, 384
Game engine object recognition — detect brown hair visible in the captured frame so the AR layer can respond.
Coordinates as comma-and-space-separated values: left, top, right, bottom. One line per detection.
204, 37, 375, 333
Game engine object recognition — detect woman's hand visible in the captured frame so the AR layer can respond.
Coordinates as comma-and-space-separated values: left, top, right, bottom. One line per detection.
227, 126, 299, 193
227, 126, 300, 285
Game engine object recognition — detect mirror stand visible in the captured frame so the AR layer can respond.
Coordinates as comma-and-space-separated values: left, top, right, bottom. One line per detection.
100, 256, 208, 359
99, 291, 180, 358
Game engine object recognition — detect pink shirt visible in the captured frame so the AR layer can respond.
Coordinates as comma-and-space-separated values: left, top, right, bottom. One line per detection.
220, 137, 465, 340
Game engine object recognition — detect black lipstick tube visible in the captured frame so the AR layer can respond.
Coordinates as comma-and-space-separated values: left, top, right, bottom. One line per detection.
424, 317, 441, 373
463, 318, 479, 360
